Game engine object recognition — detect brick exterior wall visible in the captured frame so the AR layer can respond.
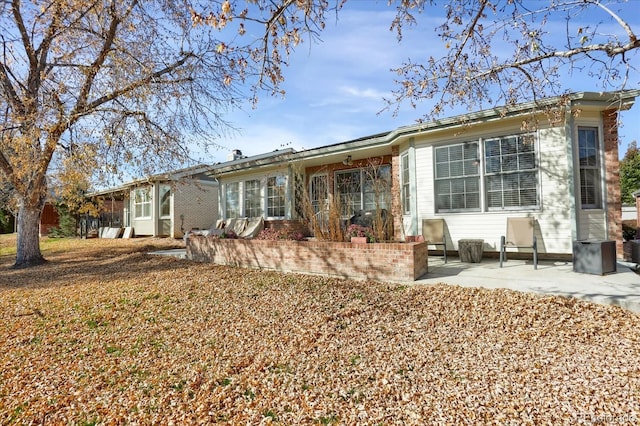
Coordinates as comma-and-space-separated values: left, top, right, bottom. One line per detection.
602, 109, 623, 258
187, 236, 429, 282
173, 181, 218, 238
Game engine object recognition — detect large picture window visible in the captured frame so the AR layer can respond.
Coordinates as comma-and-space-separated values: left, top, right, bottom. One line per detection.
578, 127, 601, 209
484, 134, 538, 209
244, 179, 262, 217
267, 176, 286, 217
336, 165, 391, 216
225, 182, 240, 218
134, 188, 152, 219
336, 170, 361, 215
434, 142, 480, 211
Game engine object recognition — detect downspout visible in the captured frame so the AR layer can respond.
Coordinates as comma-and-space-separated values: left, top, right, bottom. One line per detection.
566, 103, 578, 243
408, 138, 418, 236
153, 183, 159, 237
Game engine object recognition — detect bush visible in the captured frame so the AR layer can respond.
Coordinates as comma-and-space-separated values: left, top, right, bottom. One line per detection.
220, 230, 238, 239
0, 209, 13, 234
622, 220, 638, 241
48, 205, 77, 238
256, 228, 306, 241
346, 224, 375, 242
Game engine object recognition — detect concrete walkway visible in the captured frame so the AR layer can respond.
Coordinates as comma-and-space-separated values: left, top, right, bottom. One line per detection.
150, 249, 640, 313
417, 256, 640, 313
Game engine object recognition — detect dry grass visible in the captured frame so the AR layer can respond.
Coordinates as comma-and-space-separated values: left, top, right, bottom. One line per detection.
1, 236, 639, 424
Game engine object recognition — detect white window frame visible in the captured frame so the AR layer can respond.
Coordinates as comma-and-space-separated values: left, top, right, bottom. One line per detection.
577, 126, 602, 209
484, 133, 539, 210
133, 187, 152, 219
335, 165, 392, 216
267, 175, 286, 218
225, 182, 240, 218
401, 153, 410, 214
244, 179, 262, 217
159, 184, 171, 219
434, 142, 481, 212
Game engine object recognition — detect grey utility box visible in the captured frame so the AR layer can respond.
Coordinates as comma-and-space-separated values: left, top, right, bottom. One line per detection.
572, 240, 616, 275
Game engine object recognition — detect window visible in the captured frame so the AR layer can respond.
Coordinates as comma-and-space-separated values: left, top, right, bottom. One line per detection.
363, 165, 391, 211
578, 127, 601, 209
401, 153, 410, 214
309, 174, 328, 214
134, 188, 152, 219
484, 134, 538, 209
244, 179, 262, 217
434, 142, 480, 211
336, 170, 361, 215
159, 185, 171, 218
336, 165, 391, 215
225, 182, 240, 218
267, 176, 286, 217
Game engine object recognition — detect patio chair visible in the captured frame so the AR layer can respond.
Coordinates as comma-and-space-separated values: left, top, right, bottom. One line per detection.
422, 218, 447, 263
499, 217, 538, 269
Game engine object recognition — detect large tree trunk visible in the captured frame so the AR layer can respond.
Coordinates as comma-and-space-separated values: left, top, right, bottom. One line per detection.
14, 198, 46, 268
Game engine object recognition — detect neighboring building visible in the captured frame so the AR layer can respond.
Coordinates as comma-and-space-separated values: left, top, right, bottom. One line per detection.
622, 205, 636, 221
211, 90, 638, 258
89, 164, 219, 238
40, 203, 60, 236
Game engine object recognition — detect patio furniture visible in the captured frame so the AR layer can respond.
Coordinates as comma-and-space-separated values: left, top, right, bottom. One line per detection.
573, 240, 616, 275
422, 219, 447, 263
225, 217, 247, 236
458, 239, 484, 263
240, 217, 264, 239
500, 217, 538, 269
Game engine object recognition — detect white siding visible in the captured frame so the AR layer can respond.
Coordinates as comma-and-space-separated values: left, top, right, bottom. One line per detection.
130, 186, 154, 236
577, 210, 607, 240
410, 118, 576, 254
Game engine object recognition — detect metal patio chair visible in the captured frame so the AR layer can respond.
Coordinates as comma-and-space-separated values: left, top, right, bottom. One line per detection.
500, 217, 538, 269
422, 218, 448, 263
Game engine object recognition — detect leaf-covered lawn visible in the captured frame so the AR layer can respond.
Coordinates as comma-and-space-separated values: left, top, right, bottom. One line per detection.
1, 236, 639, 424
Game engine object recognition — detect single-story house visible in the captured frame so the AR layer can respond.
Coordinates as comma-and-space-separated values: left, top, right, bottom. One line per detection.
209, 90, 638, 259
89, 164, 220, 238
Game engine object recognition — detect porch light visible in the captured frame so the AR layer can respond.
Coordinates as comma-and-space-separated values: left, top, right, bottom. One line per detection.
343, 155, 353, 166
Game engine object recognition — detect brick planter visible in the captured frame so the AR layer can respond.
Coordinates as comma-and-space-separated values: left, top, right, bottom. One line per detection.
187, 236, 429, 282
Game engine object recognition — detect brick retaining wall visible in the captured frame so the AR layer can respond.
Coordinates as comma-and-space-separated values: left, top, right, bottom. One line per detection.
187, 236, 429, 282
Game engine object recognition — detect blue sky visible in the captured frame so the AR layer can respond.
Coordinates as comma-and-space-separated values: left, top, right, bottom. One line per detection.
207, 0, 640, 163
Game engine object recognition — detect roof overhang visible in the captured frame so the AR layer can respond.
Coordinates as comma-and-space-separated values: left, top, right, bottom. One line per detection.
87, 163, 216, 197
288, 90, 639, 168
206, 148, 297, 176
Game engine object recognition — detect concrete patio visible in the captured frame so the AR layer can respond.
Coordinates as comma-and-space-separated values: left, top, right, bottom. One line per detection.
418, 256, 640, 313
